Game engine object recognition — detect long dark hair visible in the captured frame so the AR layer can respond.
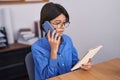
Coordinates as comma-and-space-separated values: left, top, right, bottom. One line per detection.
40, 2, 69, 37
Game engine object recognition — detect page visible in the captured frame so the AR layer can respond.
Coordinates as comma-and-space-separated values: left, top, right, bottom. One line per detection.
71, 45, 103, 71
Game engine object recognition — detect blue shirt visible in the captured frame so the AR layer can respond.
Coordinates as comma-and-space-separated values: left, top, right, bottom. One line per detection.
32, 34, 79, 80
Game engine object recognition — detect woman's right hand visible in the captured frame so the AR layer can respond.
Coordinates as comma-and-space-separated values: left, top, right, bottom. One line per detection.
47, 30, 61, 59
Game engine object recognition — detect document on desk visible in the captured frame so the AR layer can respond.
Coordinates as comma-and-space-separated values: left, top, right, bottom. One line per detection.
71, 45, 103, 71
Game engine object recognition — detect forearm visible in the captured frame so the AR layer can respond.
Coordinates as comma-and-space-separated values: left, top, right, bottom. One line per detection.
41, 58, 58, 79
50, 51, 57, 59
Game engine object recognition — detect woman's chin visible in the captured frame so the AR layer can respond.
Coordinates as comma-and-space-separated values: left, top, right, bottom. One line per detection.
58, 33, 63, 36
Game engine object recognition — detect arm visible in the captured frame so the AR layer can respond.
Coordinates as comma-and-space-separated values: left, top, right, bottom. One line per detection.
47, 30, 61, 59
32, 46, 58, 80
32, 30, 61, 80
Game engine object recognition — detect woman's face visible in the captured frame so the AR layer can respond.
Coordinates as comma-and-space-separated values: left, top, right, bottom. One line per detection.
50, 14, 66, 36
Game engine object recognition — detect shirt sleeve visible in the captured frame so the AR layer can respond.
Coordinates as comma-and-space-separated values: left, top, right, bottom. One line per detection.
72, 46, 79, 67
32, 45, 58, 80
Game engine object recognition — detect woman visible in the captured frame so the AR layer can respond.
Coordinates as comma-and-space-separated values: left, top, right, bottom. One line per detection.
32, 2, 92, 80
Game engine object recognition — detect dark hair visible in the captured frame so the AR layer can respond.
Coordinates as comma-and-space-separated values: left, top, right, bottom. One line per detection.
40, 2, 69, 37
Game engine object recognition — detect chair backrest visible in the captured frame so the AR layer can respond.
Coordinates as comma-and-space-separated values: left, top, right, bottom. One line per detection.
25, 52, 34, 80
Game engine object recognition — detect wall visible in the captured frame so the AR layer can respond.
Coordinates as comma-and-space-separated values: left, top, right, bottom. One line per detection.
0, 0, 120, 64
0, 3, 46, 38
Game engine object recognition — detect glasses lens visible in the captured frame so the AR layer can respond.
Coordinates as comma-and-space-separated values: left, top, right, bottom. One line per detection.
65, 22, 70, 28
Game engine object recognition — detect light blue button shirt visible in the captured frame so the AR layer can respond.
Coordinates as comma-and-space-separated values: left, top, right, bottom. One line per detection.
32, 34, 79, 80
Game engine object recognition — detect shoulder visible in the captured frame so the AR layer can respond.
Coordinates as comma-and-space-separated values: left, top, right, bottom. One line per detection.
32, 37, 42, 48
32, 36, 48, 51
31, 36, 50, 57
31, 39, 42, 53
32, 39, 39, 49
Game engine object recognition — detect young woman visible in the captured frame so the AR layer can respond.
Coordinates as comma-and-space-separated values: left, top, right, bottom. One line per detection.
32, 2, 92, 80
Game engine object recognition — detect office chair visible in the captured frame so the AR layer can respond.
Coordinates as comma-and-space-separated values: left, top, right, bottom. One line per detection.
25, 52, 34, 80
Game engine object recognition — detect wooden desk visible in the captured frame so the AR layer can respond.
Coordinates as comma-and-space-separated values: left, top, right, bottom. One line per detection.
48, 58, 120, 80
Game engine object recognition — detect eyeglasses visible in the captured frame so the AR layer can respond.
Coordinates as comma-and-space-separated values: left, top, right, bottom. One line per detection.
51, 22, 70, 28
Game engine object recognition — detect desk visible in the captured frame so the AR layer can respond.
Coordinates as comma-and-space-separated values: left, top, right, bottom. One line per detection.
48, 58, 120, 80
0, 43, 31, 79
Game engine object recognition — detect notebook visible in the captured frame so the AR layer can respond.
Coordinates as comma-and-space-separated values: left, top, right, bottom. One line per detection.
71, 45, 103, 71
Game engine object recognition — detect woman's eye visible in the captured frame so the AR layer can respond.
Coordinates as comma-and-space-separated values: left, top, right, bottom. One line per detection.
55, 23, 60, 25
63, 22, 66, 25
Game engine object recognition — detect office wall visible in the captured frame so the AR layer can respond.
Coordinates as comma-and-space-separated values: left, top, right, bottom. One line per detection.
0, 3, 46, 38
0, 0, 120, 64
52, 0, 120, 64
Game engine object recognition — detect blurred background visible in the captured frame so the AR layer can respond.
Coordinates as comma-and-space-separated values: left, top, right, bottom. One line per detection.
0, 0, 120, 79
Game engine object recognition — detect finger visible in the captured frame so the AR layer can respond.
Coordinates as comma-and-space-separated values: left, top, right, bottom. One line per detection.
82, 63, 89, 67
54, 33, 58, 40
47, 30, 50, 40
81, 65, 91, 71
82, 62, 91, 67
82, 64, 87, 66
81, 65, 88, 70
51, 30, 56, 39
57, 35, 61, 41
88, 58, 92, 63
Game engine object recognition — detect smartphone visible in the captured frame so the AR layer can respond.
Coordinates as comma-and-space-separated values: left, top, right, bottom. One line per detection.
42, 21, 54, 35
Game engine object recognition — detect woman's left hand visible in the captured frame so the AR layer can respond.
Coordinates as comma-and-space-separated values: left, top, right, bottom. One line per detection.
80, 58, 92, 71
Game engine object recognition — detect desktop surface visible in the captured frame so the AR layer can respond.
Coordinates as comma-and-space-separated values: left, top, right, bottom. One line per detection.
48, 58, 120, 80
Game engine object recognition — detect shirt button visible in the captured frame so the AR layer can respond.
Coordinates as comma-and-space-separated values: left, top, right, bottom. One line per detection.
62, 64, 64, 66
59, 55, 61, 57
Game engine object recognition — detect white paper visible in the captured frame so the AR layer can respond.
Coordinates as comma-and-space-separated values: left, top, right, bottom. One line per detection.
71, 45, 103, 71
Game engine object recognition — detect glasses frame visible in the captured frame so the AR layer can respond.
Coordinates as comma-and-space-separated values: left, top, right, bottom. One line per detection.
51, 22, 70, 28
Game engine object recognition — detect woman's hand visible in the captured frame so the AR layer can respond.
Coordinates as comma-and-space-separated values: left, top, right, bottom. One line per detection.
80, 58, 92, 71
47, 30, 61, 59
